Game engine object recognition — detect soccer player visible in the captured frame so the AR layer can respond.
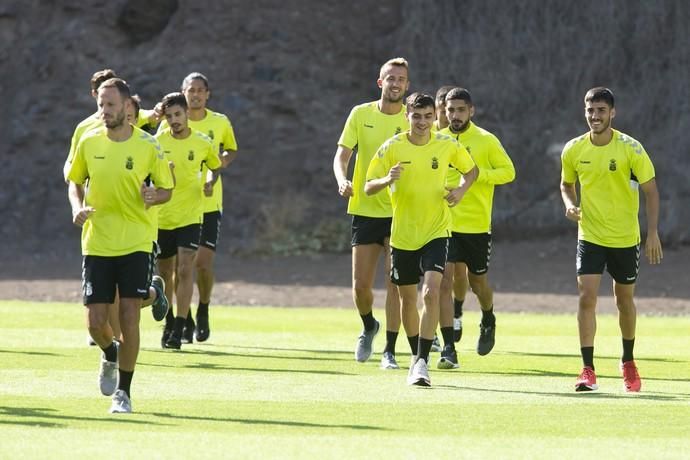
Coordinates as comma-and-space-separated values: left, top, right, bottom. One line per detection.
158, 72, 238, 343
432, 85, 454, 131
365, 93, 477, 386
333, 58, 410, 369
156, 92, 222, 350
560, 87, 662, 393
66, 78, 174, 413
436, 87, 515, 369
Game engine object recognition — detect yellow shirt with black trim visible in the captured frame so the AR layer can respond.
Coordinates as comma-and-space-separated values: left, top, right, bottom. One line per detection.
159, 109, 238, 213
441, 122, 515, 233
338, 101, 408, 218
561, 128, 656, 247
155, 128, 222, 229
66, 126, 174, 256
366, 132, 476, 250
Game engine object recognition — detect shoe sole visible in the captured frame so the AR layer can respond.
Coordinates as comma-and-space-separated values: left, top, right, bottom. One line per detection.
410, 378, 431, 387
575, 383, 598, 391
477, 339, 495, 356
381, 363, 400, 370
437, 358, 459, 370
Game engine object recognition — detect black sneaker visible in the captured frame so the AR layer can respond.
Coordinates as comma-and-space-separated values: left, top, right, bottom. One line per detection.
164, 331, 182, 350
437, 345, 460, 369
181, 317, 195, 344
195, 311, 210, 342
150, 275, 170, 322
477, 322, 495, 356
161, 327, 172, 349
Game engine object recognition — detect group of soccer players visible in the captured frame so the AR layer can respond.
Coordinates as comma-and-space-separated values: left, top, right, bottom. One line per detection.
333, 58, 662, 391
64, 69, 237, 413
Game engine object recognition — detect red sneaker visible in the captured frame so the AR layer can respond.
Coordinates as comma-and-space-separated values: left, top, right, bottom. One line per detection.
575, 366, 598, 391
621, 360, 641, 392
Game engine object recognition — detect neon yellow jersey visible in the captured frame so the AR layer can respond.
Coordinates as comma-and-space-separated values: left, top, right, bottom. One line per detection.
441, 123, 515, 233
159, 109, 238, 213
561, 129, 656, 247
366, 132, 476, 250
66, 126, 174, 256
338, 101, 408, 217
155, 128, 222, 229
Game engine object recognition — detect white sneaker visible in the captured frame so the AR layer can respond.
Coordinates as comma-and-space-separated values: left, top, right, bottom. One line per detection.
407, 358, 431, 387
99, 341, 119, 396
380, 351, 400, 370
109, 389, 132, 413
431, 335, 442, 352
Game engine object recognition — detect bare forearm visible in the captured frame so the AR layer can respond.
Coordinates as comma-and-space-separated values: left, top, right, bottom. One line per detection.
560, 182, 578, 209
68, 182, 85, 212
364, 177, 390, 195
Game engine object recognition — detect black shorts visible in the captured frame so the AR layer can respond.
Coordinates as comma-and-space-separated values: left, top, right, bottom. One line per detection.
158, 224, 201, 259
576, 240, 640, 284
351, 215, 392, 246
82, 252, 153, 305
447, 232, 492, 275
390, 238, 448, 286
199, 211, 222, 251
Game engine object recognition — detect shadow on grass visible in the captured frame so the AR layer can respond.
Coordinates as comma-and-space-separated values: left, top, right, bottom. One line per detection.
146, 411, 390, 431
501, 350, 689, 365
143, 347, 351, 362
0, 406, 170, 428
138, 359, 354, 375
0, 349, 62, 357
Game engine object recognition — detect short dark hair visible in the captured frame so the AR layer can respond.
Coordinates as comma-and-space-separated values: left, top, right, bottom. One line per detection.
445, 87, 473, 105
161, 92, 188, 112
181, 72, 209, 91
90, 69, 117, 92
435, 85, 454, 105
406, 92, 435, 111
585, 87, 614, 108
98, 78, 130, 100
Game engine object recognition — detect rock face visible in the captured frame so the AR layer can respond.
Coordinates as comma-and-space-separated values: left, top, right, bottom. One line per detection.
1, 0, 689, 258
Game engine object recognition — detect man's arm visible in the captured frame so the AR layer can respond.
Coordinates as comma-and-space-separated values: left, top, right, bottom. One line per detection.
333, 145, 354, 197
365, 162, 403, 196
68, 181, 94, 226
560, 180, 581, 222
141, 184, 172, 206
446, 165, 478, 207
220, 149, 237, 168
640, 178, 663, 264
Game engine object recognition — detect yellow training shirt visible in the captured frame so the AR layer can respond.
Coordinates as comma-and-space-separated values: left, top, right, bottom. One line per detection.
441, 123, 515, 233
338, 101, 408, 217
561, 129, 656, 247
366, 132, 476, 250
67, 126, 174, 256
159, 109, 238, 213
155, 128, 222, 229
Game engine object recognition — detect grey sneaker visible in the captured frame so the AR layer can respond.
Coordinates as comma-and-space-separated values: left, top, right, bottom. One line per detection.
150, 275, 170, 322
380, 351, 400, 370
453, 316, 463, 343
437, 345, 460, 369
407, 358, 431, 386
99, 341, 119, 396
109, 389, 132, 414
477, 322, 496, 356
431, 334, 442, 352
354, 320, 379, 362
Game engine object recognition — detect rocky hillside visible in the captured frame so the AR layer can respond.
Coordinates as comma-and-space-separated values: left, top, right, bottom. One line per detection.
1, 0, 688, 260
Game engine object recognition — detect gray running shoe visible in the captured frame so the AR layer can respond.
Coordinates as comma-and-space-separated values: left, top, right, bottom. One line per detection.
477, 322, 496, 356
354, 320, 379, 362
99, 341, 119, 396
407, 358, 431, 386
437, 345, 460, 369
380, 351, 400, 370
453, 316, 463, 343
431, 334, 442, 352
150, 275, 169, 322
109, 389, 132, 414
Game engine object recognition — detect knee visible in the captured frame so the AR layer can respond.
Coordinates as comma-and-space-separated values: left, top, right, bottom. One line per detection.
353, 282, 372, 299
578, 291, 598, 310
422, 285, 440, 307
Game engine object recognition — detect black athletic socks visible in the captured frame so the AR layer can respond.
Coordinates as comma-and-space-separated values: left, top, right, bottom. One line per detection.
407, 335, 419, 356
102, 342, 118, 363
581, 346, 594, 370
197, 302, 209, 317
186, 310, 193, 321
118, 370, 134, 398
440, 327, 454, 348
454, 298, 464, 318
173, 316, 185, 335
418, 337, 433, 363
622, 338, 635, 362
383, 331, 398, 355
165, 308, 175, 326
481, 305, 495, 326
361, 312, 376, 331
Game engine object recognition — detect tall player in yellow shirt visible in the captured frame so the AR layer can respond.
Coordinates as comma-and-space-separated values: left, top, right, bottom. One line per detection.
365, 93, 477, 386
67, 78, 174, 413
155, 92, 221, 350
159, 72, 238, 343
333, 58, 409, 369
437, 87, 515, 369
560, 87, 662, 393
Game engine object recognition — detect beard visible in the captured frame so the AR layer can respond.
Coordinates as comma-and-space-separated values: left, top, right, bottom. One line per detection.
104, 109, 126, 129
588, 117, 610, 134
383, 89, 404, 103
450, 119, 469, 133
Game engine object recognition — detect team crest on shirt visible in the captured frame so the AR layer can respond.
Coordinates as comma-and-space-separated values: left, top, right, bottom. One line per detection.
431, 157, 439, 169
188, 150, 195, 161
609, 159, 617, 171
126, 156, 134, 170
395, 127, 402, 135
208, 130, 215, 140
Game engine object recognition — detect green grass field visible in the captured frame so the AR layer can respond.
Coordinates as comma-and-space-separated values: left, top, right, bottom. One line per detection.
1, 301, 689, 459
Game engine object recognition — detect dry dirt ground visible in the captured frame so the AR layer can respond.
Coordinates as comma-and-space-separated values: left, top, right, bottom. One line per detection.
1, 237, 689, 315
